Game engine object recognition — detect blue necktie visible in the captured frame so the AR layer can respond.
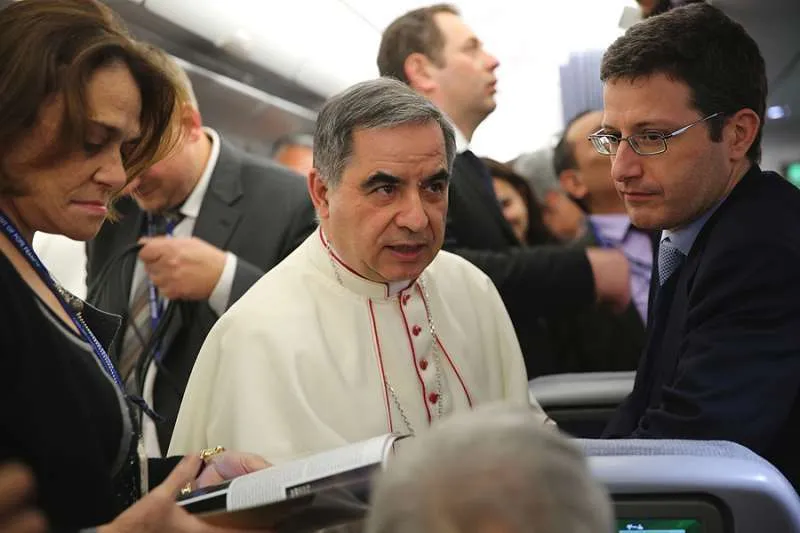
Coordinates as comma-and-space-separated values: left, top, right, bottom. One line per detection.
658, 238, 685, 286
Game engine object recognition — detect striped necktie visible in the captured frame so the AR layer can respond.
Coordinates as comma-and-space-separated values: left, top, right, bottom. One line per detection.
117, 212, 181, 394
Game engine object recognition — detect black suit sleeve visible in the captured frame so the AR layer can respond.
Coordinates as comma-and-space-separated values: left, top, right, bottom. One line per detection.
276, 197, 318, 263
448, 245, 596, 318
228, 198, 316, 307
629, 237, 800, 453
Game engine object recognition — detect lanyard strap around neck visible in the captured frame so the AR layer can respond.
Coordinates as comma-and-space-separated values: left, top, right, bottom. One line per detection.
144, 212, 179, 363
0, 210, 160, 420
0, 210, 125, 387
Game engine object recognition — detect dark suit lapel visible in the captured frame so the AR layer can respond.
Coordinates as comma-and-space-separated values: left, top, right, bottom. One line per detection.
103, 199, 144, 311
161, 140, 243, 355
119, 211, 144, 313
454, 153, 519, 244
192, 139, 243, 251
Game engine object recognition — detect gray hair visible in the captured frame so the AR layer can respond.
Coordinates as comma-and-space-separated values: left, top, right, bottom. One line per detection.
365, 404, 614, 533
511, 147, 564, 201
313, 77, 456, 188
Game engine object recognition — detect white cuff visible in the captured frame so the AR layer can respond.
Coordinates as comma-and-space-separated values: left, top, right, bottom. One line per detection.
209, 252, 237, 315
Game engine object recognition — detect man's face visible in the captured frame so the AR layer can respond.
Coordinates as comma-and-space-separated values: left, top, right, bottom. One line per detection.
540, 190, 586, 242
128, 115, 202, 214
564, 111, 623, 214
429, 12, 499, 123
603, 74, 733, 231
274, 143, 314, 178
311, 122, 449, 283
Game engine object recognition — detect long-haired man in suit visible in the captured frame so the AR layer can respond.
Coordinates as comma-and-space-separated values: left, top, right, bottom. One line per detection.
378, 4, 632, 377
86, 47, 317, 456
598, 4, 800, 491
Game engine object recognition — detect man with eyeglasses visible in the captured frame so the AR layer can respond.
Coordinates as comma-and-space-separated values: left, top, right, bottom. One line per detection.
599, 3, 800, 492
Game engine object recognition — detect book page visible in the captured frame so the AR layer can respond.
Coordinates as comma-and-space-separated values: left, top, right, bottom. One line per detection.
226, 433, 400, 510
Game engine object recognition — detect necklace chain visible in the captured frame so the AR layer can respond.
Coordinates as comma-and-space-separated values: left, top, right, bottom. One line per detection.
324, 241, 444, 435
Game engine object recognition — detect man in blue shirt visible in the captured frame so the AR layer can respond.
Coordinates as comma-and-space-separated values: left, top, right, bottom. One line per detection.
556, 109, 654, 322
598, 3, 800, 492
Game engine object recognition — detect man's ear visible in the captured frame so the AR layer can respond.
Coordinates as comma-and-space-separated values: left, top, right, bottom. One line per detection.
404, 52, 437, 93
559, 169, 588, 201
308, 168, 330, 219
183, 105, 204, 143
723, 108, 760, 163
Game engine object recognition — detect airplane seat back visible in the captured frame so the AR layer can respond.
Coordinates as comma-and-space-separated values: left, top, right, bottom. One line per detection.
578, 439, 800, 532
529, 371, 635, 437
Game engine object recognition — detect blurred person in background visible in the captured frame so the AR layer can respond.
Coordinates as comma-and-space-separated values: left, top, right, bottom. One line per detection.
0, 463, 46, 533
511, 147, 587, 242
637, 0, 706, 18
365, 404, 613, 533
271, 132, 314, 177
482, 157, 556, 246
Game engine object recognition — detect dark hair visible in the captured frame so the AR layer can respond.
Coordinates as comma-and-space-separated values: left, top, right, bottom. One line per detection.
642, 0, 706, 19
553, 109, 598, 177
552, 110, 600, 213
482, 157, 558, 245
377, 4, 459, 84
601, 2, 766, 163
0, 0, 182, 195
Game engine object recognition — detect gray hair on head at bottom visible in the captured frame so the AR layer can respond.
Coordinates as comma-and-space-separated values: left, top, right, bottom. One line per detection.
365, 403, 614, 533
313, 77, 456, 188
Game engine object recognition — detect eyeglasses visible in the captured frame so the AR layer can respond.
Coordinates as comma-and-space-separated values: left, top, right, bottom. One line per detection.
587, 112, 723, 156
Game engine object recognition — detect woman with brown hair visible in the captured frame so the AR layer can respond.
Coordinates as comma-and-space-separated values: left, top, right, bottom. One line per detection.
0, 1, 267, 531
481, 158, 558, 246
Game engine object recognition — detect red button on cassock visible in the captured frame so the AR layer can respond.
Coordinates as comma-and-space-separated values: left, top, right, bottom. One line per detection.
428, 392, 439, 404
412, 325, 422, 336
419, 359, 428, 370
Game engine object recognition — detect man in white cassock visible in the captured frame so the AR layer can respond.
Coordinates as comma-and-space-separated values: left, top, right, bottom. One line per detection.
169, 78, 549, 464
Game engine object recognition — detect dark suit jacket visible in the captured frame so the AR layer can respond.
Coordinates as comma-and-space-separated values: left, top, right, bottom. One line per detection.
604, 166, 800, 491
545, 228, 649, 374
86, 137, 317, 452
444, 152, 596, 377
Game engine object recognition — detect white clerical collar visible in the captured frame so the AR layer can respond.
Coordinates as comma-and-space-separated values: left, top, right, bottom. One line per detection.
316, 229, 413, 300
179, 127, 221, 220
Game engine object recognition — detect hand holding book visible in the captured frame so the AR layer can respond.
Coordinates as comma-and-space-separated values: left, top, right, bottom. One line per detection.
178, 433, 410, 531
195, 450, 272, 492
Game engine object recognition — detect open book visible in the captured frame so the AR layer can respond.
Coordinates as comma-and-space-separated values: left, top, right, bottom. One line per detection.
178, 433, 409, 530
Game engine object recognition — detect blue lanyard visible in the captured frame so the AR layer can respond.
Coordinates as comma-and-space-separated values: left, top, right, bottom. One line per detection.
588, 220, 653, 277
0, 210, 160, 421
0, 211, 126, 387
145, 213, 178, 363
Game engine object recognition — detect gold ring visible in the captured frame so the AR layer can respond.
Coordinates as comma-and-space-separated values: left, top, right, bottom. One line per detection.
199, 445, 225, 464
180, 481, 193, 496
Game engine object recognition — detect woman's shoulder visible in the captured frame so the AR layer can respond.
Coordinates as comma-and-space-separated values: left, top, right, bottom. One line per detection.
0, 252, 34, 307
